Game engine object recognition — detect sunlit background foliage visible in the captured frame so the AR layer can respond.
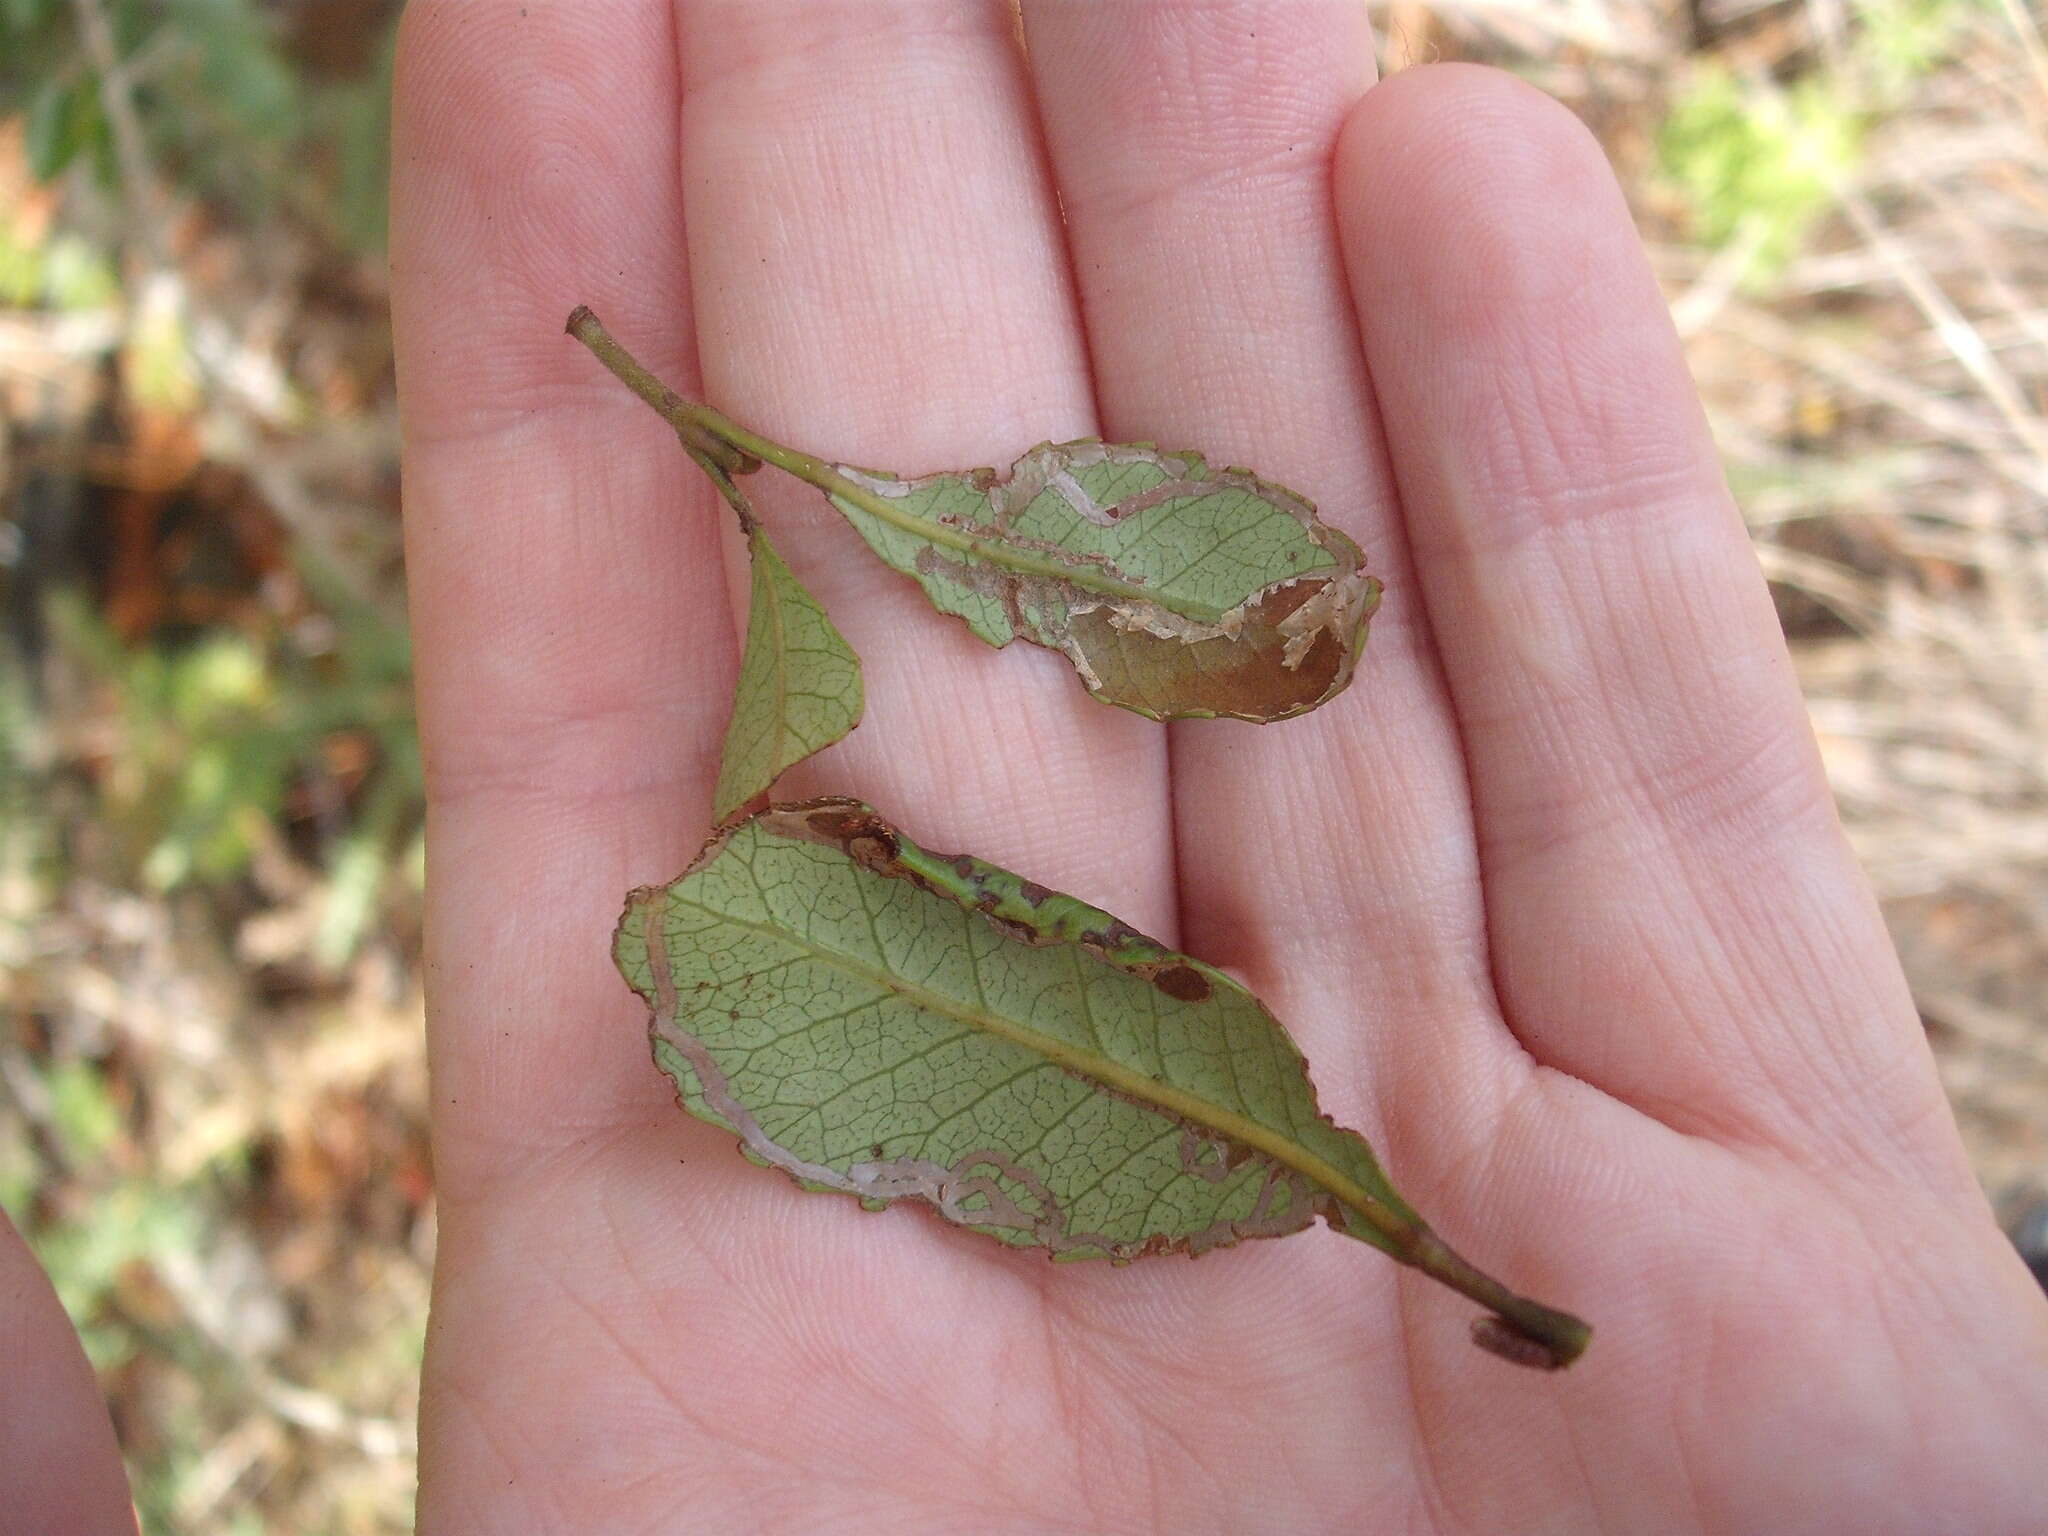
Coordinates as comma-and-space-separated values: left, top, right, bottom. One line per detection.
2, 1, 2043, 1530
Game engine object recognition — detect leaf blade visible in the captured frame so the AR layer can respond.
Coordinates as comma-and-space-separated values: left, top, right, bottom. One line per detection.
616, 800, 1590, 1364
826, 442, 1381, 722
561, 311, 1379, 725
711, 529, 863, 822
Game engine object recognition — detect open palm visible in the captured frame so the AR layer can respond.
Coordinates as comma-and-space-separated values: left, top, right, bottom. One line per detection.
385, 5, 2048, 1532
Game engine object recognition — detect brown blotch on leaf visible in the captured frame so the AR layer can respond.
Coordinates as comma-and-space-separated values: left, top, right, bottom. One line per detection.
801, 806, 864, 840
1067, 581, 1351, 721
1151, 964, 1212, 1003
804, 806, 901, 871
985, 913, 1042, 946
1082, 919, 1155, 952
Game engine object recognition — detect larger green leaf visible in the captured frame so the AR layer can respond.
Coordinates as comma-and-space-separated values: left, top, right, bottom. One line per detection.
616, 799, 1591, 1367
712, 526, 863, 822
826, 441, 1380, 722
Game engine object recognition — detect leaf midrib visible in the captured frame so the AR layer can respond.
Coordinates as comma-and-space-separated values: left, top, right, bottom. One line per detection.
660, 879, 1398, 1237
827, 482, 1240, 624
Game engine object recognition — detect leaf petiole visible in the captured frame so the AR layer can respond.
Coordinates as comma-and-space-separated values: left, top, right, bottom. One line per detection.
565, 306, 1196, 617
682, 442, 760, 540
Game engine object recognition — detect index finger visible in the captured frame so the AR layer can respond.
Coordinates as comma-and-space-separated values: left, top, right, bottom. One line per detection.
391, 0, 734, 1196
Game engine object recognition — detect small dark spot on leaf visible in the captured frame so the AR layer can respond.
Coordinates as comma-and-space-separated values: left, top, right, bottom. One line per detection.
1153, 964, 1212, 1003
987, 914, 1040, 945
1083, 919, 1156, 952
1016, 879, 1053, 905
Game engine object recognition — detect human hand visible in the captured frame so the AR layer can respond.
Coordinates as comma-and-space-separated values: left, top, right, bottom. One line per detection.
385, 4, 2048, 1532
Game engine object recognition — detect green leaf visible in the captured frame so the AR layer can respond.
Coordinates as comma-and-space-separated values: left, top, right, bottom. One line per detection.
565, 310, 1379, 726
713, 527, 864, 822
616, 799, 1591, 1367
826, 442, 1380, 722
24, 75, 104, 183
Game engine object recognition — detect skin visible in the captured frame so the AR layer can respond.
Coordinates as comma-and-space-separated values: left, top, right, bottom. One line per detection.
8, 3, 2047, 1532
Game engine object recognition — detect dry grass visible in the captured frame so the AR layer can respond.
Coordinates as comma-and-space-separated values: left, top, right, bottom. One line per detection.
1662, 2, 2048, 1210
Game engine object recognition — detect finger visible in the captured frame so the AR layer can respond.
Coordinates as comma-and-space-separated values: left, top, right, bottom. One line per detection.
392, 1, 735, 1194
675, 0, 1176, 936
0, 1211, 133, 1535
1019, 1, 1516, 1141
1335, 65, 1962, 1173
1013, 1, 1529, 1484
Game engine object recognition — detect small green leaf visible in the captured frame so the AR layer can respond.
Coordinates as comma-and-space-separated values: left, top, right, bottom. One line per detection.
827, 441, 1380, 722
617, 799, 1591, 1368
712, 527, 863, 822
24, 75, 105, 183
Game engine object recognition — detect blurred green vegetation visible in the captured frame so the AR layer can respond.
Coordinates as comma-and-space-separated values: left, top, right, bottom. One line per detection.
0, 210, 117, 307
1654, 0, 1989, 280
4, 2, 417, 1531
1658, 66, 1864, 273
42, 571, 419, 959
2, 0, 395, 252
